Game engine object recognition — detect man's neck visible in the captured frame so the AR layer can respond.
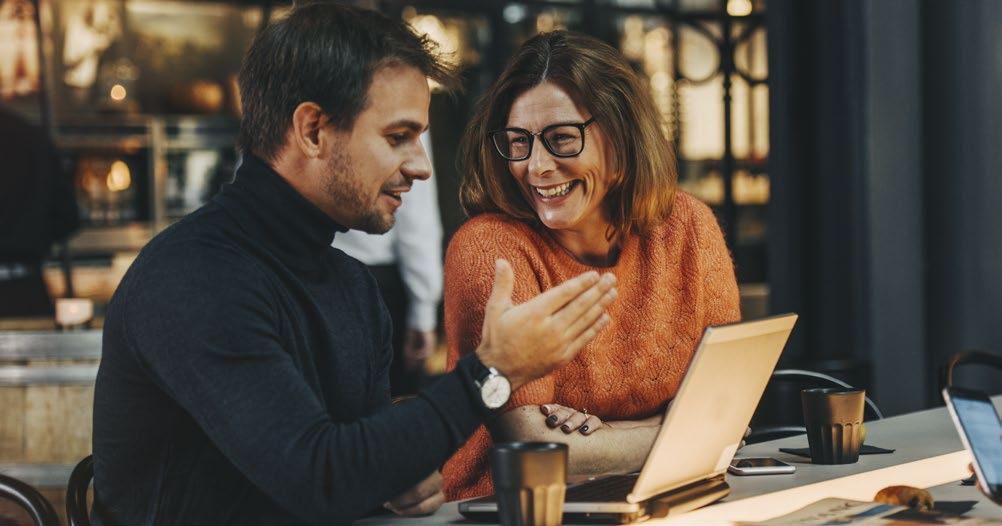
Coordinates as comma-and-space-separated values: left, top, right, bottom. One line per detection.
266, 152, 350, 225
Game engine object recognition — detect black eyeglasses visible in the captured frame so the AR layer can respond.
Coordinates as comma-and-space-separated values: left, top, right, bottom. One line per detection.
488, 117, 595, 161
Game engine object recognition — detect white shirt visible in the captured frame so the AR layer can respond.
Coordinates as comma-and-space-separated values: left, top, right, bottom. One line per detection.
334, 133, 443, 332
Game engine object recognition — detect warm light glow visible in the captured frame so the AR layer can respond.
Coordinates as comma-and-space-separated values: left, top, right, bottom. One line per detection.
727, 0, 753, 17
536, 12, 556, 33
620, 16, 645, 61
109, 83, 127, 101
106, 160, 131, 192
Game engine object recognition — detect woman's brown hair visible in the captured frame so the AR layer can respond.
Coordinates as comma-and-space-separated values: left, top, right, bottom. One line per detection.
459, 30, 677, 238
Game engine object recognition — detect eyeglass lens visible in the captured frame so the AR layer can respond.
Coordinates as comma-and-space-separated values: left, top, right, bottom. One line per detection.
493, 124, 585, 160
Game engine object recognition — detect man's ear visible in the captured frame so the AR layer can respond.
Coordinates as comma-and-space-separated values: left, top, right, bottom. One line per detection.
290, 102, 328, 159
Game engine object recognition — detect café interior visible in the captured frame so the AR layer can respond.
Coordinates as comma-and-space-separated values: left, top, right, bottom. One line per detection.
0, 0, 1000, 524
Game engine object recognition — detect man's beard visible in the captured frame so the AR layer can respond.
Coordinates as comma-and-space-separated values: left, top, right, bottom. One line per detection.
322, 149, 394, 234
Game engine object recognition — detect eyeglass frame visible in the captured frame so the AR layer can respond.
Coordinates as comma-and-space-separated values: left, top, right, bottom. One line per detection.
488, 117, 596, 161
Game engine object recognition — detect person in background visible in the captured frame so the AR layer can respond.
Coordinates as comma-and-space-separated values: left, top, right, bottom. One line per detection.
336, 132, 442, 396
0, 105, 79, 318
442, 30, 741, 500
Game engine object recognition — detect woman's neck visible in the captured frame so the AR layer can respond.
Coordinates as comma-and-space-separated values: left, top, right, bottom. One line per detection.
548, 217, 621, 267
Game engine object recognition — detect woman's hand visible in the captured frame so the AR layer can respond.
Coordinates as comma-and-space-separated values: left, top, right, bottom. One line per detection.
969, 463, 1002, 505
540, 404, 604, 435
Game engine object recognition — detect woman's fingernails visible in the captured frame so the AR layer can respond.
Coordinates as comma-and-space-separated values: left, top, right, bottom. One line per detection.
561, 425, 570, 433
547, 415, 558, 425
580, 426, 589, 434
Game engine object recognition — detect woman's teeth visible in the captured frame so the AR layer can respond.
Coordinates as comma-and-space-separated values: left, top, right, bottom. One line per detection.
535, 181, 574, 198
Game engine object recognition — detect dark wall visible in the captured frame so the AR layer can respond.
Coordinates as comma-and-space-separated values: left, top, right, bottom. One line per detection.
923, 0, 1002, 401
767, 0, 1002, 415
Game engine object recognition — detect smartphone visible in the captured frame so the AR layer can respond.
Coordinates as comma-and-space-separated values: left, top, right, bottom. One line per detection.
942, 386, 1002, 500
728, 457, 796, 476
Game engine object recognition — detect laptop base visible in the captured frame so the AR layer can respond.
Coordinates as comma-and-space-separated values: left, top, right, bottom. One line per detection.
458, 475, 729, 524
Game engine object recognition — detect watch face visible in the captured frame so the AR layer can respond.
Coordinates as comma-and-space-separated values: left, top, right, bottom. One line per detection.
481, 375, 512, 409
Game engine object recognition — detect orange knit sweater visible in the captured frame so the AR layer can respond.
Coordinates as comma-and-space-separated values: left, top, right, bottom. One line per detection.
441, 192, 741, 500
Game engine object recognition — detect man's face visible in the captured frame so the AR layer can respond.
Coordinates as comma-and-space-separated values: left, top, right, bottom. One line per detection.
320, 64, 432, 234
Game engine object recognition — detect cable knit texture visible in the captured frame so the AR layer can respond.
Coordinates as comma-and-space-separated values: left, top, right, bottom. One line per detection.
441, 192, 741, 500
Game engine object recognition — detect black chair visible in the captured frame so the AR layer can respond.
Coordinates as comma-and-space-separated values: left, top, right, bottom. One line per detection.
747, 369, 883, 444
940, 350, 1002, 391
66, 455, 94, 526
0, 473, 60, 526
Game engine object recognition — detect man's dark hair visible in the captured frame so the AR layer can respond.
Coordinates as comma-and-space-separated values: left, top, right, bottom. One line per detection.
237, 2, 458, 161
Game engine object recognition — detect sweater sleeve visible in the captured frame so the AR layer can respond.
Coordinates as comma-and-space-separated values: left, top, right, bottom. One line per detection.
689, 198, 742, 326
119, 240, 488, 525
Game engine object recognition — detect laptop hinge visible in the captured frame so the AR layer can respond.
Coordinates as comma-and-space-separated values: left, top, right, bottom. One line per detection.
646, 474, 730, 519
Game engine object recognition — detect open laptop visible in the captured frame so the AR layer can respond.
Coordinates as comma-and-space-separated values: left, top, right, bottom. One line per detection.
459, 313, 798, 524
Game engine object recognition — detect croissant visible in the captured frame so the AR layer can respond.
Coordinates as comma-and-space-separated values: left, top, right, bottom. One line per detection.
873, 485, 934, 511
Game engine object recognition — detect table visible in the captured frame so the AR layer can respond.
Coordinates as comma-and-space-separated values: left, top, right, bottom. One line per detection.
358, 398, 1002, 525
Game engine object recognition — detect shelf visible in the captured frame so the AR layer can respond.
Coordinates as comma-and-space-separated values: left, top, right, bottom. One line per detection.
68, 223, 154, 254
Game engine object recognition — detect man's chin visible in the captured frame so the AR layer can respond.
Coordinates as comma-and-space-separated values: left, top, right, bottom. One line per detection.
353, 213, 395, 235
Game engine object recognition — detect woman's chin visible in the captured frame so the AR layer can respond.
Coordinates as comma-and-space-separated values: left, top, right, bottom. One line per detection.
536, 213, 578, 232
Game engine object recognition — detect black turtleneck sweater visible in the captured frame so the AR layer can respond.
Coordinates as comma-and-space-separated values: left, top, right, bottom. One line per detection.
93, 155, 489, 525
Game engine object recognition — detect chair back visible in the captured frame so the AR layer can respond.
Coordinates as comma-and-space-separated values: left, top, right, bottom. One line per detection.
66, 455, 94, 526
940, 350, 1002, 391
0, 474, 60, 526
747, 368, 883, 444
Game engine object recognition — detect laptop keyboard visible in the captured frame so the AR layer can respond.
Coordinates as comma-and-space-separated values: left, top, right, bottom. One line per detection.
565, 474, 639, 502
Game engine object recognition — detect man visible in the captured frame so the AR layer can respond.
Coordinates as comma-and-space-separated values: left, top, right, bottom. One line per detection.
336, 132, 443, 396
92, 3, 617, 525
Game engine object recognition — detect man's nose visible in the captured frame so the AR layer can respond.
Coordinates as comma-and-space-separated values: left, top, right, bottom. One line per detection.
402, 138, 433, 181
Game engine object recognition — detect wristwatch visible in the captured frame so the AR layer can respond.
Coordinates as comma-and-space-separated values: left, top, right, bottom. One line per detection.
471, 358, 512, 410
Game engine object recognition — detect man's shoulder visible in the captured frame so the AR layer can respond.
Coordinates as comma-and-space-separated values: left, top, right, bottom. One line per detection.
125, 206, 263, 290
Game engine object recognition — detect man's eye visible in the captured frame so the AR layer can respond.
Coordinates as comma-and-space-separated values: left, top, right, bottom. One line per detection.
388, 133, 408, 145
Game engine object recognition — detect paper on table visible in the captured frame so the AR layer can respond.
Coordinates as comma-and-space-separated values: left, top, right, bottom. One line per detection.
737, 497, 1002, 525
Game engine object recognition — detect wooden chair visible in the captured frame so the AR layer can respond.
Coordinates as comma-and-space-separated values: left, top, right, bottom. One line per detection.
0, 473, 60, 526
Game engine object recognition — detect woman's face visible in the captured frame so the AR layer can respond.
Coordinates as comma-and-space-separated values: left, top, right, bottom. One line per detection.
505, 83, 615, 233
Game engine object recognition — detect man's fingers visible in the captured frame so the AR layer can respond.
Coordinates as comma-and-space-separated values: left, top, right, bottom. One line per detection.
385, 471, 441, 510
485, 259, 515, 323
560, 288, 617, 342
526, 270, 604, 315
551, 274, 617, 330
391, 490, 445, 517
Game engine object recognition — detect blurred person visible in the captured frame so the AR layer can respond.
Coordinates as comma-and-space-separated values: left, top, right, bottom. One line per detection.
61, 1, 121, 90
0, 0, 40, 99
336, 132, 443, 396
91, 5, 616, 525
442, 31, 741, 499
0, 105, 79, 317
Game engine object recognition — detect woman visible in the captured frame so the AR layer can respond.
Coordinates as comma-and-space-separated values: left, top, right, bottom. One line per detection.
442, 30, 740, 500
